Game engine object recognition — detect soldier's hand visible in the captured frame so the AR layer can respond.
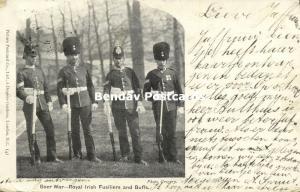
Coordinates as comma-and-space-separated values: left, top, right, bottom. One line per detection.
91, 103, 98, 111
62, 104, 70, 113
47, 102, 53, 111
25, 96, 35, 104
136, 102, 146, 113
62, 88, 75, 96
178, 107, 184, 114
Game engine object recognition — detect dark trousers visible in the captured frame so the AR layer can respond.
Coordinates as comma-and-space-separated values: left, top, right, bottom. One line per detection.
71, 105, 96, 160
153, 102, 178, 161
23, 107, 57, 161
111, 108, 143, 162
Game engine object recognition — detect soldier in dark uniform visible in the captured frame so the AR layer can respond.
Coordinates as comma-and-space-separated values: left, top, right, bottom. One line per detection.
143, 42, 184, 164
57, 37, 100, 162
103, 45, 148, 165
17, 43, 62, 164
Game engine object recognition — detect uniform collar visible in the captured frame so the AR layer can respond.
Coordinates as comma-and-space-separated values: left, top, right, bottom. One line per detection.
157, 67, 167, 73
25, 65, 35, 69
112, 66, 126, 71
66, 64, 80, 71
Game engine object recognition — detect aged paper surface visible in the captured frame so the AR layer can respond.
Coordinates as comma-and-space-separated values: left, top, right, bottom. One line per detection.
0, 0, 5, 8
0, 0, 300, 191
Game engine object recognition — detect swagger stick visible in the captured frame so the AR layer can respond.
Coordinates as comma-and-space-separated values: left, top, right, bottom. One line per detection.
66, 80, 72, 160
31, 77, 38, 165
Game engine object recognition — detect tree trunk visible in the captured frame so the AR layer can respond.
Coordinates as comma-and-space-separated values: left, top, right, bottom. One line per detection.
173, 18, 185, 86
91, 1, 105, 84
87, 3, 93, 73
127, 0, 145, 84
105, 0, 113, 71
34, 15, 42, 66
25, 18, 31, 42
50, 14, 59, 73
79, 16, 85, 65
59, 9, 66, 38
69, 3, 84, 64
68, 2, 77, 36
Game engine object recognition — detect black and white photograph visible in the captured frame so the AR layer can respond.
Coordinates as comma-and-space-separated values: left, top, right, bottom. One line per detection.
15, 0, 185, 178
1, 0, 300, 191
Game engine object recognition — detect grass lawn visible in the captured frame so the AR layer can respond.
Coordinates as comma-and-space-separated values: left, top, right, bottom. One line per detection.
16, 101, 185, 178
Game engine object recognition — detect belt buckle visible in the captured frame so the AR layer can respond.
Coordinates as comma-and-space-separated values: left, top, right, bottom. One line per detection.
77, 87, 81, 93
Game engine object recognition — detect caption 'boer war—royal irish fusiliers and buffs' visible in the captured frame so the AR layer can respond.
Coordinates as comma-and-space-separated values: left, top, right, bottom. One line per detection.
103, 45, 148, 166
144, 42, 184, 164
57, 37, 101, 162
17, 40, 62, 165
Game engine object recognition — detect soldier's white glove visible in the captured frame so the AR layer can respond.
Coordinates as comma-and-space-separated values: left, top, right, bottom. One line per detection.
25, 95, 35, 104
47, 102, 53, 111
62, 104, 70, 113
62, 88, 75, 96
104, 102, 110, 114
178, 107, 184, 114
136, 102, 146, 113
92, 103, 98, 111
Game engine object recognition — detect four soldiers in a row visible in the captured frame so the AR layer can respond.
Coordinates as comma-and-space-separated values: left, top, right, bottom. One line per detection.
16, 37, 183, 166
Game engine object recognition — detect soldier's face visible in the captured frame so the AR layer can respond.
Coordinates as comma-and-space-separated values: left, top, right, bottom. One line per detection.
156, 60, 167, 70
66, 54, 79, 66
113, 57, 125, 69
26, 56, 37, 66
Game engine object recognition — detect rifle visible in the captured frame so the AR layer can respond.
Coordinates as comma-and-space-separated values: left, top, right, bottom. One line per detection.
31, 77, 38, 165
66, 80, 72, 160
158, 74, 166, 163
105, 103, 117, 161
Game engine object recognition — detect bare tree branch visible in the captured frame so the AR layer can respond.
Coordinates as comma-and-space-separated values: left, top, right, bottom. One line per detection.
105, 0, 113, 70
59, 8, 67, 38
50, 14, 59, 73
87, 1, 93, 71
91, 0, 105, 83
34, 14, 42, 66
68, 2, 78, 36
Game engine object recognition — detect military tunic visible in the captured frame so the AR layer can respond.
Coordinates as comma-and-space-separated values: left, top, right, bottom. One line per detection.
57, 64, 96, 160
16, 65, 57, 161
103, 67, 143, 162
143, 67, 183, 161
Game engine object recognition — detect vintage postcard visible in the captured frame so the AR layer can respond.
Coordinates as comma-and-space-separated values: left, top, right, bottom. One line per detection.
0, 0, 299, 191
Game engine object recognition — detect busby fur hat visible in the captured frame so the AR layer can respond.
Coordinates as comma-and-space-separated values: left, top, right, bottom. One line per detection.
62, 37, 80, 56
153, 42, 170, 61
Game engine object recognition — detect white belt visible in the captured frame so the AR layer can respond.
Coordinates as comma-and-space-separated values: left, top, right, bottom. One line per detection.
111, 87, 134, 95
124, 90, 135, 94
24, 88, 44, 95
63, 87, 87, 93
151, 90, 174, 95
